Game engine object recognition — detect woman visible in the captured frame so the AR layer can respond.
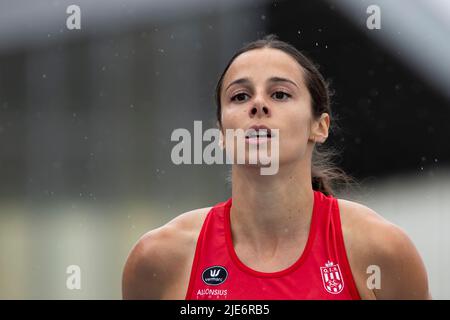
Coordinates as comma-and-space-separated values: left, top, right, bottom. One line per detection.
122, 35, 430, 300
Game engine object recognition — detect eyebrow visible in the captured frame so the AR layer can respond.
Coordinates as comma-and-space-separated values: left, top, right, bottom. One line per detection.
224, 76, 299, 92
268, 76, 299, 88
225, 77, 251, 92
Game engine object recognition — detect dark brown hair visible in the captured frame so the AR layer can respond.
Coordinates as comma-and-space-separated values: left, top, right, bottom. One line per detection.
215, 34, 358, 197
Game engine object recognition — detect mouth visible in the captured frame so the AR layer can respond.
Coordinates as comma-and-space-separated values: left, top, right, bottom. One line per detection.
245, 125, 274, 144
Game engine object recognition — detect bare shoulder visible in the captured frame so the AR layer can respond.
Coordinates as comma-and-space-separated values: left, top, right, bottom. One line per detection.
122, 206, 212, 299
337, 198, 431, 299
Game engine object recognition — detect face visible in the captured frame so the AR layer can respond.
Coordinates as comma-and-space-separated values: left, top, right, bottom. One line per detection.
219, 47, 328, 169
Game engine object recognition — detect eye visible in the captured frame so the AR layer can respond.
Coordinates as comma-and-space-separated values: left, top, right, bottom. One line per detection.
272, 91, 291, 101
231, 92, 250, 103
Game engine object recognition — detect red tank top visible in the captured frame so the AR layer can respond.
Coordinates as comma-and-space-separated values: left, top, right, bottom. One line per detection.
185, 190, 361, 300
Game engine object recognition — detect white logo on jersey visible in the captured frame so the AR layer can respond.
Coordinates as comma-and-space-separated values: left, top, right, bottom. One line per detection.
320, 261, 344, 294
210, 269, 220, 277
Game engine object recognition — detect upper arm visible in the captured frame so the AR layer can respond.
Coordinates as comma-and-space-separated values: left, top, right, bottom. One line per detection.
122, 229, 172, 300
372, 223, 431, 300
340, 199, 431, 300
121, 207, 210, 300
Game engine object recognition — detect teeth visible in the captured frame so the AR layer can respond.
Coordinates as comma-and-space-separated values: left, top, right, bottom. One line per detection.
257, 131, 269, 137
246, 129, 270, 138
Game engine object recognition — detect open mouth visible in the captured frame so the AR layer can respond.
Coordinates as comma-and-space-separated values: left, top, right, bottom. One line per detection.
244, 126, 274, 144
245, 130, 272, 139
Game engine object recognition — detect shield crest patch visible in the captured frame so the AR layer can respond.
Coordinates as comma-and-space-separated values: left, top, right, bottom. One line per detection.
320, 260, 344, 294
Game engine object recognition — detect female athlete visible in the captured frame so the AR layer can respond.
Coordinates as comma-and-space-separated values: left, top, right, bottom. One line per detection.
122, 35, 430, 300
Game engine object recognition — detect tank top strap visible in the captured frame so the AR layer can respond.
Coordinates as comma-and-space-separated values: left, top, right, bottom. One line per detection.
326, 194, 361, 299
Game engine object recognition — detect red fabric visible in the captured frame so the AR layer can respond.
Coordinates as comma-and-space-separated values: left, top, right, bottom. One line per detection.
185, 190, 361, 300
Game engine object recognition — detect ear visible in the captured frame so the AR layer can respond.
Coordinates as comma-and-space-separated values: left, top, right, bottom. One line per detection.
309, 113, 330, 144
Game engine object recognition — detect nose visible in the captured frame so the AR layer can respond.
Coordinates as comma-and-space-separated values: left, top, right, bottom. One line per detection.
249, 95, 271, 118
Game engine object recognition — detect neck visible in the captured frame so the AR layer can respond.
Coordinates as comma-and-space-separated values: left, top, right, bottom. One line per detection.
230, 159, 315, 253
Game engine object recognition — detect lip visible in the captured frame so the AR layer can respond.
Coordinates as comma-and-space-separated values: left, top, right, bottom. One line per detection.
244, 125, 274, 138
244, 124, 274, 145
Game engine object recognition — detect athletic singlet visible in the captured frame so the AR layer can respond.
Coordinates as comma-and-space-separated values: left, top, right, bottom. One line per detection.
185, 190, 361, 300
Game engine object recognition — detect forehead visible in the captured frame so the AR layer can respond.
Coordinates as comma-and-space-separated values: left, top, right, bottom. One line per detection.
223, 47, 305, 87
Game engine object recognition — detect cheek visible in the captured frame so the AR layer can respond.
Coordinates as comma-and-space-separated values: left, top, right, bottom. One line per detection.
220, 106, 247, 130
277, 108, 311, 160
281, 107, 310, 139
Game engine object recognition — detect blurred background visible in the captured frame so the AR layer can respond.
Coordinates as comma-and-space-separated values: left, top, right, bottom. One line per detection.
0, 0, 449, 299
